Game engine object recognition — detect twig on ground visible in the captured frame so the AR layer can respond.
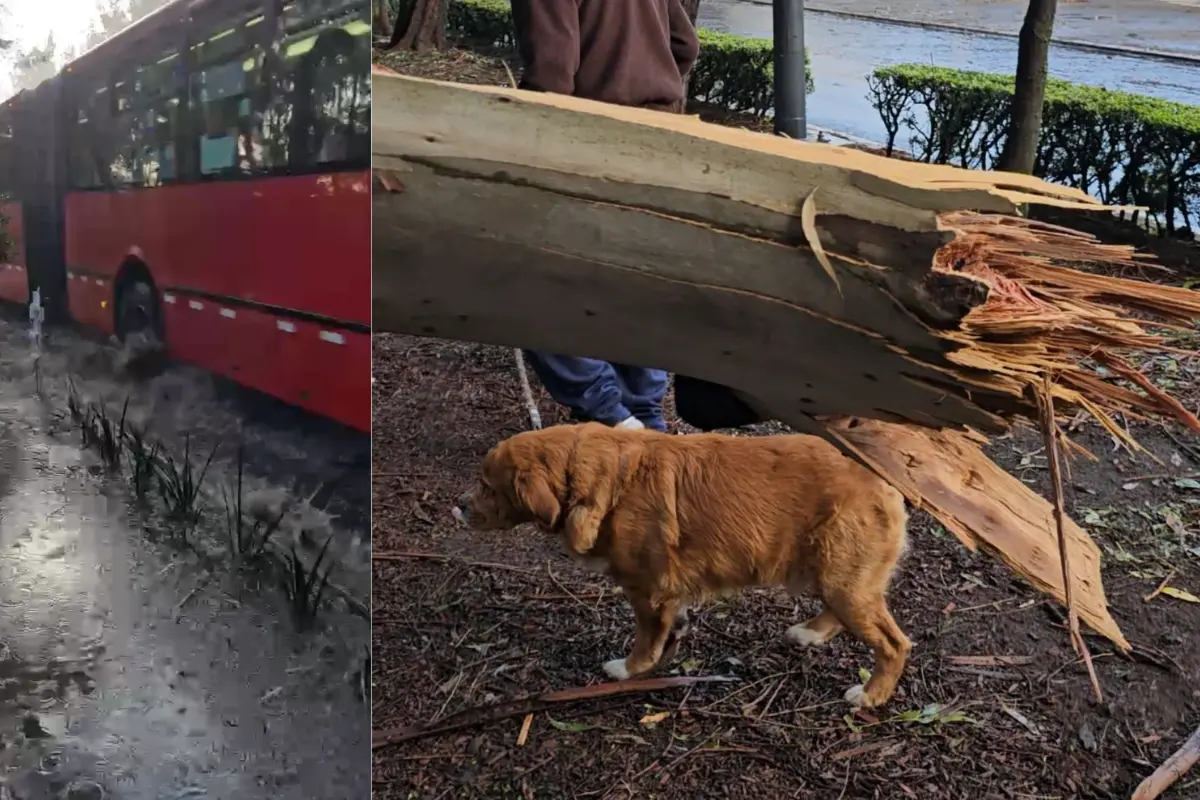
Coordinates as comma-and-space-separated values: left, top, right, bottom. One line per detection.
373, 550, 537, 574
1132, 723, 1200, 800
546, 561, 600, 619
1038, 375, 1103, 704
371, 675, 736, 751
1143, 569, 1178, 603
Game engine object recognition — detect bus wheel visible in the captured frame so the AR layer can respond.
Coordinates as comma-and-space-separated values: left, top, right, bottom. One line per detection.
115, 279, 163, 357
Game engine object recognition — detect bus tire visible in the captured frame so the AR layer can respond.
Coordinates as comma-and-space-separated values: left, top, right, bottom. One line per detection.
115, 278, 162, 348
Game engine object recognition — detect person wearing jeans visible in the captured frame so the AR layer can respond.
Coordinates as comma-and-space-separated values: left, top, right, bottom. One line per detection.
524, 353, 670, 431
511, 0, 700, 432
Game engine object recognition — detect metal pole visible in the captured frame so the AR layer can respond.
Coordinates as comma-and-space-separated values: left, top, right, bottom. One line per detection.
773, 0, 807, 140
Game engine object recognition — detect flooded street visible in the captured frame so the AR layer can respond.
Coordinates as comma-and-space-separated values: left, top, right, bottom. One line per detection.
0, 315, 368, 799
701, 0, 1200, 146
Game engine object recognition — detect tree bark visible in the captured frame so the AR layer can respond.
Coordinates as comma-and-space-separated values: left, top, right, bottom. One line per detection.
387, 0, 447, 52
997, 0, 1058, 174
372, 0, 393, 43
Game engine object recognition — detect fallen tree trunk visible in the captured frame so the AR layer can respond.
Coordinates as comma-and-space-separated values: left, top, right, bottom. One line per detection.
372, 69, 1200, 648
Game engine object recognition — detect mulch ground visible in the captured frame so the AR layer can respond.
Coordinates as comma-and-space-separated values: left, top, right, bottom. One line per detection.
372, 45, 1200, 800
371, 337, 1200, 800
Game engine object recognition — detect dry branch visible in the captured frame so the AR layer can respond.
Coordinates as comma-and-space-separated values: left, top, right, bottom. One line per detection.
371, 675, 735, 750
1036, 375, 1103, 702
1131, 723, 1200, 800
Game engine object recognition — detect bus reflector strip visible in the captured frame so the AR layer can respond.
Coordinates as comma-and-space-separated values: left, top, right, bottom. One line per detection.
277, 320, 296, 333
164, 294, 176, 304
319, 331, 345, 345
220, 308, 236, 318
188, 300, 204, 310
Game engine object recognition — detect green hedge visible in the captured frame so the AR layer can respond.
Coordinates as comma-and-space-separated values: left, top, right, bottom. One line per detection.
447, 0, 812, 118
868, 64, 1200, 236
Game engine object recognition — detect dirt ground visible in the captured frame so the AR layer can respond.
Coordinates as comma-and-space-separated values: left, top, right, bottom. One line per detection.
372, 41, 1200, 800
371, 334, 1200, 800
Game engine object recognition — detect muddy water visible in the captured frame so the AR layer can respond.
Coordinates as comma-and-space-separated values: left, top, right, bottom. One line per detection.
3, 316, 371, 605
701, 0, 1200, 146
0, 322, 368, 798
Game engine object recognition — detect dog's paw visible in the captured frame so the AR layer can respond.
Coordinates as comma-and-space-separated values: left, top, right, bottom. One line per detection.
843, 684, 867, 708
785, 624, 828, 647
602, 659, 631, 680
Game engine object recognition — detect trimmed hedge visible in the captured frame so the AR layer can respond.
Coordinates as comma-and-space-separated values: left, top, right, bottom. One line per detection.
447, 0, 812, 118
868, 64, 1200, 236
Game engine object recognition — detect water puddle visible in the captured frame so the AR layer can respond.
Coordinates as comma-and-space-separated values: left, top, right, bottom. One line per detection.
0, 315, 368, 799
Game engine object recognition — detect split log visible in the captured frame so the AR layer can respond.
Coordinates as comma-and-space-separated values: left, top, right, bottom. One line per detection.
372, 70, 1199, 441
371, 70, 1200, 649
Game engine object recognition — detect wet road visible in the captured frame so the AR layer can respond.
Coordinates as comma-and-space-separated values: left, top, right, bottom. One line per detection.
0, 329, 368, 798
702, 0, 1200, 146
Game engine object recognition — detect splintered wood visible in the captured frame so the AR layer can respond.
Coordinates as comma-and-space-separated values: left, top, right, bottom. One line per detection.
373, 72, 1200, 650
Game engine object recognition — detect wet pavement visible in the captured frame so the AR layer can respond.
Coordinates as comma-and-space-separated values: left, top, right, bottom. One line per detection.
703, 0, 1200, 147
0, 317, 368, 799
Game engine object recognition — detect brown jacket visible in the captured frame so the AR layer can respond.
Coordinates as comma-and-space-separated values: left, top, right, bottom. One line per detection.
510, 0, 700, 109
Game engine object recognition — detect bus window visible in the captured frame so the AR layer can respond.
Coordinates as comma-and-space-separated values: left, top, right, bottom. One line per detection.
279, 2, 370, 171
189, 10, 263, 178
70, 85, 112, 190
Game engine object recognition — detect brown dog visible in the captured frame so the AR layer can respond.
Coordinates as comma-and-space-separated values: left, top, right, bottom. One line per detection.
455, 423, 912, 708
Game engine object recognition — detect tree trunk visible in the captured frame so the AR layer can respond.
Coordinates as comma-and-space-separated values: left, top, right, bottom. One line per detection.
368, 73, 1200, 655
387, 0, 447, 52
372, 0, 393, 43
670, 0, 703, 114
997, 0, 1058, 174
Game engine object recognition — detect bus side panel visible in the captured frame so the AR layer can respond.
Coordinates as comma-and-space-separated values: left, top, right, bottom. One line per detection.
64, 171, 371, 324
66, 272, 115, 334
64, 171, 371, 432
0, 202, 29, 305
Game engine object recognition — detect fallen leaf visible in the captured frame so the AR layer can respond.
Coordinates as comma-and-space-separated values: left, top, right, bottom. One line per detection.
605, 733, 651, 746
857, 666, 873, 684
639, 711, 671, 726
1174, 478, 1200, 490
1001, 705, 1041, 737
546, 716, 594, 733
1160, 586, 1200, 603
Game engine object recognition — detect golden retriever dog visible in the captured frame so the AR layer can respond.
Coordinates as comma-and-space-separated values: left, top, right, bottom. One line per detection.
454, 423, 912, 709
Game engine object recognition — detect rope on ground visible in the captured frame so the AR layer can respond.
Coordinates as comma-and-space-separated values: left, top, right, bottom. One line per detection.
513, 348, 543, 430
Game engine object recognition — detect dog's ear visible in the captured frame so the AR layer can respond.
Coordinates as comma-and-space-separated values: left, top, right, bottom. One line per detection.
514, 470, 561, 527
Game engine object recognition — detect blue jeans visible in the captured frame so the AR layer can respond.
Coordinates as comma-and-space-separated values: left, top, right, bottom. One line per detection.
524, 351, 669, 431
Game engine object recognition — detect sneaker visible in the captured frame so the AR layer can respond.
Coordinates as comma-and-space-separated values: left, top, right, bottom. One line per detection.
615, 416, 646, 431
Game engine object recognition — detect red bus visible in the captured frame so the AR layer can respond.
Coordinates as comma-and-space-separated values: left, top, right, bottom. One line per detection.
0, 0, 371, 432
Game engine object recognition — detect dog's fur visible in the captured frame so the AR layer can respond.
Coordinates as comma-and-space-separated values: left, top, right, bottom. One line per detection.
457, 423, 912, 708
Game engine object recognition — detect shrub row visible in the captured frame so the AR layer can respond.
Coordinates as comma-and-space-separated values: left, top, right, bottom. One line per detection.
868, 64, 1200, 236
447, 0, 812, 118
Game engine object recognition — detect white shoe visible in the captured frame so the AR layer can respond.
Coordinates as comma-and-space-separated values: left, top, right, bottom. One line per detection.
615, 417, 645, 430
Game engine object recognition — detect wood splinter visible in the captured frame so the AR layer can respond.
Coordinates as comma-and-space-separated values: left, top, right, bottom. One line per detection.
1131, 723, 1200, 800
1037, 374, 1103, 704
